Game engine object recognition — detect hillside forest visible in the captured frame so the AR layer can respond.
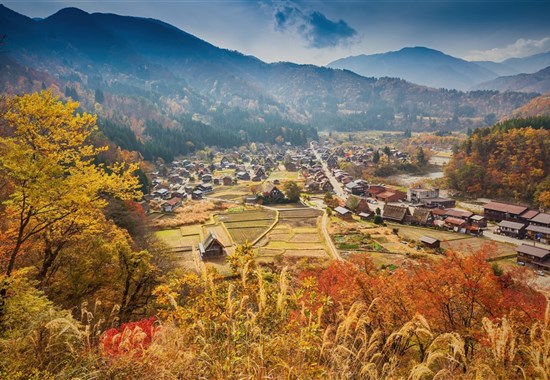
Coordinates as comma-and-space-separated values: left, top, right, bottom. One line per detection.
1, 92, 550, 379
445, 117, 550, 207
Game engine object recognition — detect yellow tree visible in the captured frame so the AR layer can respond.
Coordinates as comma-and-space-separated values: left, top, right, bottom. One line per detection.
0, 91, 140, 307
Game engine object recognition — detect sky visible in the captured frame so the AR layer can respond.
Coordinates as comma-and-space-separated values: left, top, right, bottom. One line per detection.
4, 0, 550, 65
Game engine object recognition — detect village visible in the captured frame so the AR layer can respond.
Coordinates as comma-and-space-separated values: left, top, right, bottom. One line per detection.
138, 134, 550, 282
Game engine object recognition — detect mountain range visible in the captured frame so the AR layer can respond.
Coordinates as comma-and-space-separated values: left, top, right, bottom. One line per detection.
0, 4, 543, 147
328, 47, 550, 91
474, 66, 550, 94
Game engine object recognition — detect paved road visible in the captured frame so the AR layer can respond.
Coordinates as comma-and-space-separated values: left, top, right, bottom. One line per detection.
484, 225, 550, 250
310, 142, 348, 200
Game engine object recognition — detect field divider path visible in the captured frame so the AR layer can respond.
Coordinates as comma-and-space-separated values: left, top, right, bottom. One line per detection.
321, 212, 342, 261
251, 209, 280, 246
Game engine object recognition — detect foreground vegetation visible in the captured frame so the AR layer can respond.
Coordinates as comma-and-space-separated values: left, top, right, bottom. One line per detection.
1, 92, 549, 379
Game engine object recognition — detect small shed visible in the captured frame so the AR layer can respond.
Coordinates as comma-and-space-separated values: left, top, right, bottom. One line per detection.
334, 206, 353, 219
420, 236, 441, 249
358, 212, 373, 221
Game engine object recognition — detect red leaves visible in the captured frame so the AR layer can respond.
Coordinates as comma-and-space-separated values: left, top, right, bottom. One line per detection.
100, 317, 159, 358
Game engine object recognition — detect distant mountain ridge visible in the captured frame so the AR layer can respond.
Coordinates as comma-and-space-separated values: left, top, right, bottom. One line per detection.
328, 47, 550, 91
0, 5, 539, 139
475, 66, 550, 94
328, 47, 499, 90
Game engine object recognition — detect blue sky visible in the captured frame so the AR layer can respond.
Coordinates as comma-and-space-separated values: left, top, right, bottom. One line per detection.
4, 0, 550, 65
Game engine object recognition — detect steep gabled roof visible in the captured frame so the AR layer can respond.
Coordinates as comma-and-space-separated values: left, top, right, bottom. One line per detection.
383, 205, 409, 222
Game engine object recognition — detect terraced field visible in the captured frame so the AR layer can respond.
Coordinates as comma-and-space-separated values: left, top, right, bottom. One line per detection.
218, 208, 277, 244
256, 207, 328, 260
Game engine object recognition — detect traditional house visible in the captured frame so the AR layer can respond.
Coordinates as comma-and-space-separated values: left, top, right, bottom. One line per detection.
198, 232, 226, 260
222, 176, 233, 186
345, 195, 371, 214
220, 156, 231, 167
470, 215, 488, 228
254, 167, 267, 179
262, 182, 285, 201
191, 190, 203, 200
526, 225, 550, 244
334, 206, 353, 219
444, 217, 467, 231
195, 184, 213, 193
483, 202, 529, 222
382, 205, 410, 223
285, 162, 298, 172
236, 171, 251, 181
497, 220, 527, 239
326, 155, 339, 169
345, 180, 366, 196
201, 174, 213, 183
161, 197, 182, 213
420, 236, 441, 249
321, 180, 334, 193
516, 244, 550, 270
406, 208, 434, 226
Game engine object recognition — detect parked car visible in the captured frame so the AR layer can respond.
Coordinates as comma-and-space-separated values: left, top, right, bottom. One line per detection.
535, 270, 546, 276
517, 261, 525, 266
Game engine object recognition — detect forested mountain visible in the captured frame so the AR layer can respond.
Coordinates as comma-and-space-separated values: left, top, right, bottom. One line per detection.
509, 91, 550, 119
327, 47, 499, 90
0, 4, 538, 153
474, 66, 550, 94
445, 117, 550, 207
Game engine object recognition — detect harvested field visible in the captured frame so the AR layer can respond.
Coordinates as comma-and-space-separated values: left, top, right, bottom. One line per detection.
279, 209, 322, 218
224, 220, 273, 228
218, 209, 275, 222
289, 234, 321, 243
284, 249, 327, 257
151, 201, 228, 229
392, 225, 466, 242
227, 227, 268, 245
442, 238, 516, 257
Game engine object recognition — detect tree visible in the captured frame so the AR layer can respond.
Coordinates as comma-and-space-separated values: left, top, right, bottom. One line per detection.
227, 242, 256, 275
0, 91, 140, 312
284, 181, 301, 202
416, 147, 427, 166
372, 150, 380, 164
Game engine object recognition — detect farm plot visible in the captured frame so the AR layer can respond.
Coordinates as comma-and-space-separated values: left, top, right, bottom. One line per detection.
256, 209, 329, 260
218, 208, 276, 244
442, 238, 516, 257
155, 229, 198, 271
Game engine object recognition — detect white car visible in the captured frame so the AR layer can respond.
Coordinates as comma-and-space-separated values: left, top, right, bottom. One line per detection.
535, 270, 546, 276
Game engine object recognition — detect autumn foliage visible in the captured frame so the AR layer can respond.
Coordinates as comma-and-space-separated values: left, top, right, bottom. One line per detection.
101, 317, 159, 358
445, 117, 550, 206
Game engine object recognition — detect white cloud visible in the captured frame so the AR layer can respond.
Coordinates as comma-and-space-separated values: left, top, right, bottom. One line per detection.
465, 37, 550, 62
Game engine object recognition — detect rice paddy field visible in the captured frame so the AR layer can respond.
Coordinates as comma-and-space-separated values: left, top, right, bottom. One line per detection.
256, 208, 329, 261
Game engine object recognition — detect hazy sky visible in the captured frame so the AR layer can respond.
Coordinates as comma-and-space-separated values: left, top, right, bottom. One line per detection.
5, 0, 550, 65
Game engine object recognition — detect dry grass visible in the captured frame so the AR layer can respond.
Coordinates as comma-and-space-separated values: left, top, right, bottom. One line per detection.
151, 201, 229, 229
